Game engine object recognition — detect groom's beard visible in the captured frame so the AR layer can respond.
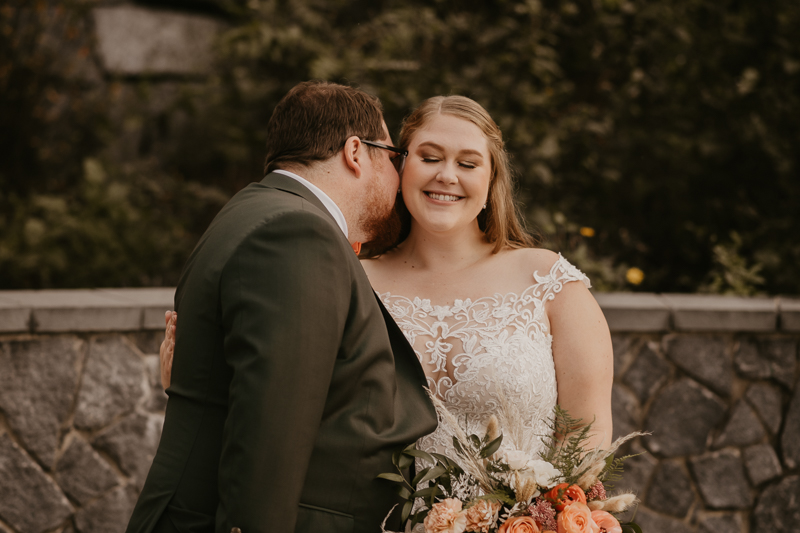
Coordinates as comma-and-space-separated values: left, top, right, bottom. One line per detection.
358, 182, 402, 252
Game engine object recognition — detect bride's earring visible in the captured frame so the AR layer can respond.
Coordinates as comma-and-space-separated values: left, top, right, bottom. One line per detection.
483, 203, 487, 210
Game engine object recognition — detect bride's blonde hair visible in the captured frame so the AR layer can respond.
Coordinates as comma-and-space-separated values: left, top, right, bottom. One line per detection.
399, 95, 536, 252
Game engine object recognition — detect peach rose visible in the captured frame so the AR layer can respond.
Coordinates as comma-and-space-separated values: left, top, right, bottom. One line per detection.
557, 502, 599, 533
543, 483, 587, 512
590, 511, 621, 533
498, 515, 541, 533
464, 500, 502, 533
424, 498, 467, 533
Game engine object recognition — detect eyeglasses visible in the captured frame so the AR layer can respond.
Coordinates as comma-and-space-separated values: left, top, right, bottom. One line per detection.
361, 139, 408, 177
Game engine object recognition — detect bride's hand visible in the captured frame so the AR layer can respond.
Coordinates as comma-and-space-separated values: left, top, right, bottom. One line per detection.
160, 310, 177, 390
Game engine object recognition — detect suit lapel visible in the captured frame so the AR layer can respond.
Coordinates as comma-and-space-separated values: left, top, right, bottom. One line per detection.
374, 293, 429, 385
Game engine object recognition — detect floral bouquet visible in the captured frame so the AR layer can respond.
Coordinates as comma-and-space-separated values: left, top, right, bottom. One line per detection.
379, 394, 645, 533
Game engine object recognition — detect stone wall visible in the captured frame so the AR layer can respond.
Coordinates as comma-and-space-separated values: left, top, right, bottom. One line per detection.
0, 290, 798, 532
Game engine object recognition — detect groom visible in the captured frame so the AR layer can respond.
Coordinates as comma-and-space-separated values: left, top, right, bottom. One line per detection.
126, 81, 437, 533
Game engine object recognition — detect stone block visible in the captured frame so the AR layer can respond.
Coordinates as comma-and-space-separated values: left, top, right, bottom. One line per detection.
697, 513, 743, 533
752, 475, 800, 531
736, 338, 798, 388
74, 336, 147, 430
623, 344, 671, 403
743, 444, 782, 487
661, 294, 777, 332
0, 337, 84, 467
631, 507, 693, 533
54, 435, 119, 505
759, 339, 798, 388
595, 293, 670, 332
93, 412, 164, 489
74, 484, 138, 533
782, 383, 800, 469
611, 334, 636, 377
93, 6, 220, 76
713, 400, 765, 449
143, 354, 168, 412
129, 330, 167, 355
99, 288, 174, 330
744, 382, 783, 435
645, 459, 695, 517
611, 384, 640, 445
645, 379, 727, 457
616, 443, 657, 497
0, 294, 30, 332
0, 433, 73, 533
14, 289, 142, 332
666, 336, 732, 397
690, 449, 753, 509
779, 297, 800, 331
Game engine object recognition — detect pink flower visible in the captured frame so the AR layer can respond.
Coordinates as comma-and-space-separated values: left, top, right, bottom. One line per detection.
424, 498, 467, 533
529, 499, 557, 532
585, 482, 607, 502
590, 511, 622, 533
464, 500, 502, 533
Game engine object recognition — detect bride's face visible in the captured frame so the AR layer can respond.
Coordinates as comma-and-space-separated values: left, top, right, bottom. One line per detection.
401, 114, 491, 236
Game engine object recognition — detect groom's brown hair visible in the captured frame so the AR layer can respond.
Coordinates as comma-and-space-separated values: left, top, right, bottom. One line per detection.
264, 81, 385, 174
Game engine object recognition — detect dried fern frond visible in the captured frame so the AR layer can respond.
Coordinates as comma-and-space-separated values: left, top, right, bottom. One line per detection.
427, 392, 497, 492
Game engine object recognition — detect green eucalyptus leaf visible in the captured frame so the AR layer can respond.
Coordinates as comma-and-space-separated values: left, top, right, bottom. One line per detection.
412, 466, 431, 487
621, 523, 643, 533
418, 464, 447, 486
401, 500, 414, 524
397, 453, 414, 470
405, 448, 436, 465
392, 449, 402, 468
377, 472, 405, 483
479, 434, 504, 458
412, 486, 439, 499
395, 485, 412, 500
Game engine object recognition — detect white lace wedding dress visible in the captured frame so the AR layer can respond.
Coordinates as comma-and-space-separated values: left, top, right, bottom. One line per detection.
379, 254, 591, 461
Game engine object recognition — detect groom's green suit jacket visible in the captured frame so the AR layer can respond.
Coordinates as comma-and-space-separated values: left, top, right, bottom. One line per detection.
126, 172, 437, 533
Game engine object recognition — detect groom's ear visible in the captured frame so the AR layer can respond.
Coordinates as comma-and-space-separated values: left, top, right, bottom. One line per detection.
342, 135, 365, 179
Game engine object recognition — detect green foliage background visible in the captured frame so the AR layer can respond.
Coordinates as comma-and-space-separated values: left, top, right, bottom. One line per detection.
2, 0, 798, 293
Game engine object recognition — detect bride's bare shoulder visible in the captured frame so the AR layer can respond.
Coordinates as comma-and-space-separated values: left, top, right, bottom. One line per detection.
503, 247, 561, 275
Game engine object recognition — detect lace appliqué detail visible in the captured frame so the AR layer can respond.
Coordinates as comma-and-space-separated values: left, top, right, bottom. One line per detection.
379, 254, 591, 463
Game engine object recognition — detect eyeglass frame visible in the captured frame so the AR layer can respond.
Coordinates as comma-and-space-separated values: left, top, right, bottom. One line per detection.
360, 139, 408, 177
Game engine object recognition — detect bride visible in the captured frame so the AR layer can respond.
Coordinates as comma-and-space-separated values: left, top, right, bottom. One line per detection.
160, 95, 613, 464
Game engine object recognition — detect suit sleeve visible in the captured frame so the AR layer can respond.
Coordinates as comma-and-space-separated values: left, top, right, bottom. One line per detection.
216, 209, 350, 532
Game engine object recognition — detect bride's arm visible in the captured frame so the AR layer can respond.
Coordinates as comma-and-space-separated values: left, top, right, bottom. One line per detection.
548, 281, 614, 450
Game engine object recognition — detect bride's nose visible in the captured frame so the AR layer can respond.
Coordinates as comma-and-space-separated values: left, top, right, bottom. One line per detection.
435, 162, 458, 184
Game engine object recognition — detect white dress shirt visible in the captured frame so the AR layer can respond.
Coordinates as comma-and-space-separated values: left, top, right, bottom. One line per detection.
272, 169, 348, 238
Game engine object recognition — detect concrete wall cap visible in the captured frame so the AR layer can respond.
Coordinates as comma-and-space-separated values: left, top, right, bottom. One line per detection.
779, 297, 800, 332
0, 289, 794, 333
662, 294, 777, 332
593, 293, 671, 332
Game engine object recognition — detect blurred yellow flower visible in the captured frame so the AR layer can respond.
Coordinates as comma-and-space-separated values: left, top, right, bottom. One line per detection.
579, 227, 595, 237
626, 267, 645, 285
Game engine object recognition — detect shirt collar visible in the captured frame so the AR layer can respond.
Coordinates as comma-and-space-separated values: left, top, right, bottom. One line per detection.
272, 169, 348, 238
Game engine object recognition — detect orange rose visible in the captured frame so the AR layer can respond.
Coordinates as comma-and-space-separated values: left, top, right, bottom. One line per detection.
498, 515, 541, 533
590, 511, 622, 533
557, 502, 599, 533
543, 483, 587, 511
424, 498, 467, 533
464, 500, 502, 533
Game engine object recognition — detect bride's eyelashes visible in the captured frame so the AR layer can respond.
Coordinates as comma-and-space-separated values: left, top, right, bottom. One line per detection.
419, 155, 479, 169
